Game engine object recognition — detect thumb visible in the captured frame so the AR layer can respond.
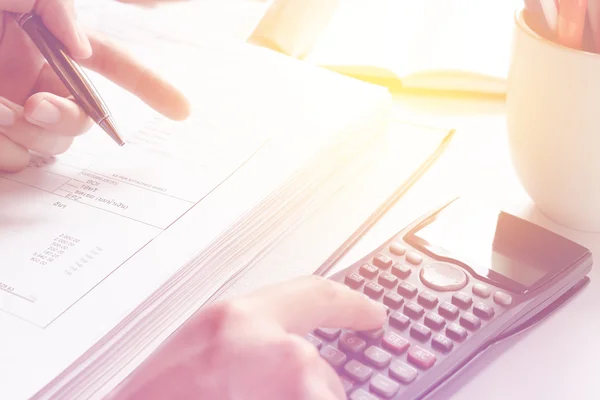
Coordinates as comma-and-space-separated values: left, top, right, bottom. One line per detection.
3, 0, 92, 59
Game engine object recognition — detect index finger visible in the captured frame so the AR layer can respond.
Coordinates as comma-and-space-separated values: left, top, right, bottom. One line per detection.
242, 276, 387, 335
80, 33, 191, 121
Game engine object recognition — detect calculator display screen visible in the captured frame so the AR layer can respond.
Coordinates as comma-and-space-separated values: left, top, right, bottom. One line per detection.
408, 200, 586, 293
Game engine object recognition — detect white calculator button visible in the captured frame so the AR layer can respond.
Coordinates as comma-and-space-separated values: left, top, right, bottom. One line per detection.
420, 262, 468, 291
493, 291, 513, 307
406, 252, 423, 265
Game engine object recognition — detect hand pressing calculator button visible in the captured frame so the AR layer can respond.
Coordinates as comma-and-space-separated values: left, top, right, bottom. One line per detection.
322, 197, 592, 399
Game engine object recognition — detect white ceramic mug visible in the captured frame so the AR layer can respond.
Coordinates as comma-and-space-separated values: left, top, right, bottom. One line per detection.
506, 8, 600, 232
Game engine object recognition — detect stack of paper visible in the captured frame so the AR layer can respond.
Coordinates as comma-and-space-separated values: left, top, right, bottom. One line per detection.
0, 2, 450, 399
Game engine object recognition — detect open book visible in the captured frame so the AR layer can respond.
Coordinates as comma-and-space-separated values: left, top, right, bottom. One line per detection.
303, 0, 522, 96
0, 3, 452, 399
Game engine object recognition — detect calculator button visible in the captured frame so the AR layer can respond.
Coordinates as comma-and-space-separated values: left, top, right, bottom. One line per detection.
452, 292, 473, 309
404, 302, 425, 319
364, 346, 392, 368
378, 272, 398, 289
344, 360, 373, 383
432, 334, 454, 353
350, 388, 378, 400
446, 323, 468, 342
320, 345, 347, 368
373, 254, 393, 269
383, 292, 404, 309
305, 333, 323, 349
472, 283, 491, 298
345, 273, 365, 289
389, 242, 407, 256
364, 282, 384, 299
389, 360, 418, 384
359, 263, 379, 279
341, 377, 354, 394
389, 311, 410, 330
424, 312, 446, 330
408, 346, 436, 370
358, 328, 385, 341
391, 263, 411, 279
460, 312, 481, 331
370, 373, 400, 398
406, 252, 423, 265
438, 302, 459, 320
315, 327, 341, 340
494, 291, 513, 307
410, 323, 432, 341
397, 281, 418, 298
417, 291, 439, 308
382, 331, 410, 355
420, 262, 468, 291
339, 332, 367, 354
473, 302, 495, 320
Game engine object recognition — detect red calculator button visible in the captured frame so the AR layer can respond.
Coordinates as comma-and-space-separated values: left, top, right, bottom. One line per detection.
408, 346, 436, 369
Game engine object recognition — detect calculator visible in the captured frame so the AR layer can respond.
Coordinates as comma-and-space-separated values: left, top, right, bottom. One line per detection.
309, 197, 593, 400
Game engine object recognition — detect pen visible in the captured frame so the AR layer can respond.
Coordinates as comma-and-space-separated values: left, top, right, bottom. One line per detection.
17, 13, 125, 146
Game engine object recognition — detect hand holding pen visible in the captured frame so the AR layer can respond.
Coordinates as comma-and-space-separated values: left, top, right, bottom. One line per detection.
0, 0, 190, 173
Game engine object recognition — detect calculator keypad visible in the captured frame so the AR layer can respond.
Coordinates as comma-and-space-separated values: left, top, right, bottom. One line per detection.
317, 238, 514, 399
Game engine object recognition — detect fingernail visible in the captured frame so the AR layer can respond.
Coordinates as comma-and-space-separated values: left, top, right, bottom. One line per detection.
29, 100, 61, 125
0, 103, 16, 126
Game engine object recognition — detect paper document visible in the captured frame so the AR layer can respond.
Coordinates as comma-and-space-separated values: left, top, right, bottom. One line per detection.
0, 109, 267, 327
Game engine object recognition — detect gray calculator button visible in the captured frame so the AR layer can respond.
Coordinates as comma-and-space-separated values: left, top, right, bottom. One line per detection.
473, 302, 495, 320
390, 311, 410, 329
460, 312, 481, 331
404, 302, 425, 319
359, 263, 379, 279
452, 292, 473, 309
358, 328, 385, 341
472, 283, 491, 298
378, 272, 399, 289
424, 312, 446, 330
383, 292, 404, 309
339, 332, 367, 354
410, 323, 432, 341
406, 252, 423, 265
446, 323, 468, 342
391, 263, 411, 279
432, 333, 454, 353
397, 281, 418, 298
305, 333, 323, 349
389, 242, 407, 256
373, 254, 393, 269
417, 291, 438, 308
438, 302, 459, 320
320, 345, 347, 368
315, 327, 341, 340
364, 281, 384, 299
344, 360, 373, 383
350, 388, 379, 400
364, 345, 393, 368
370, 373, 400, 398
420, 262, 467, 291
345, 273, 364, 289
389, 360, 418, 383
494, 291, 513, 307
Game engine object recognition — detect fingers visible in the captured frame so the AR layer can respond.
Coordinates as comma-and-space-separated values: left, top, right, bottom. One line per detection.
242, 276, 387, 335
3, 0, 91, 59
0, 95, 88, 161
80, 34, 191, 121
0, 133, 30, 172
23, 92, 93, 137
